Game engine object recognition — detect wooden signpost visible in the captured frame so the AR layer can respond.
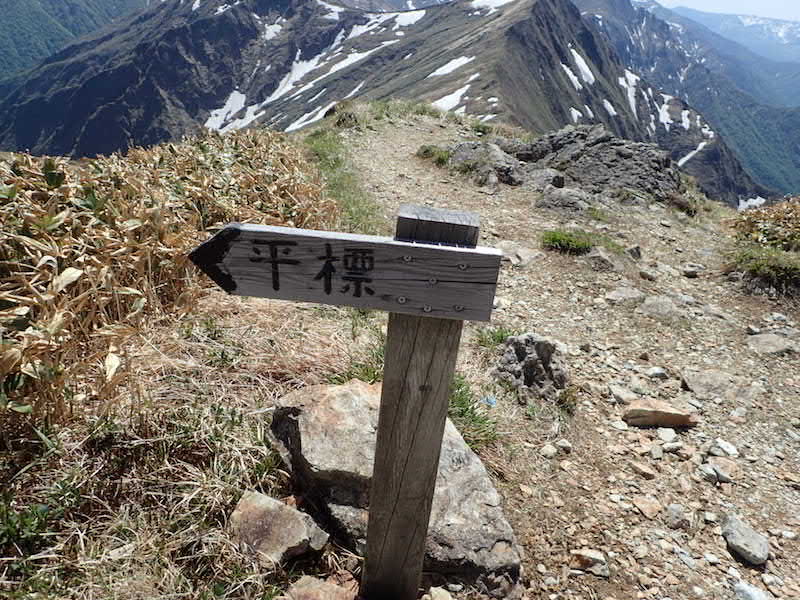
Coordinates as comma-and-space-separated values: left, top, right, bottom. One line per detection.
189, 205, 501, 600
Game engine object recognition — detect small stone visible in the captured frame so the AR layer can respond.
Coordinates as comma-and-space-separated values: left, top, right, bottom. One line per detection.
623, 398, 699, 428
636, 295, 685, 322
704, 512, 718, 524
569, 548, 610, 578
230, 491, 328, 567
707, 456, 740, 483
761, 574, 783, 588
682, 263, 705, 278
698, 464, 718, 483
627, 245, 642, 260
646, 367, 669, 380
605, 287, 645, 305
666, 504, 691, 530
650, 444, 664, 460
658, 427, 677, 443
722, 514, 770, 566
540, 444, 558, 459
609, 420, 629, 431
587, 247, 623, 272
746, 325, 761, 335
428, 587, 453, 600
663, 441, 684, 453
782, 530, 797, 540
639, 268, 658, 281
632, 495, 663, 519
543, 576, 558, 587
733, 581, 770, 600
555, 439, 573, 453
278, 576, 355, 600
704, 552, 720, 565
609, 384, 638, 404
714, 438, 739, 457
631, 461, 657, 480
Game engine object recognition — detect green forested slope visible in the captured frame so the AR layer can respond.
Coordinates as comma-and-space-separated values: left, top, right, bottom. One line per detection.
0, 0, 146, 80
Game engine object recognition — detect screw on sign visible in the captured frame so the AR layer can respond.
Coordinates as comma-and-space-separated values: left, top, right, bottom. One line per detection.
189, 205, 501, 600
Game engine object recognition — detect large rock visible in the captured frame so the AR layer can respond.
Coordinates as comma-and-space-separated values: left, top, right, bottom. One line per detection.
527, 168, 565, 192
748, 333, 796, 355
269, 381, 522, 596
680, 368, 735, 400
623, 398, 700, 428
536, 185, 593, 211
449, 141, 523, 186
636, 295, 685, 322
508, 125, 682, 203
492, 333, 569, 400
722, 514, 770, 566
277, 576, 356, 600
496, 240, 543, 268
605, 287, 645, 305
733, 581, 770, 600
230, 491, 328, 566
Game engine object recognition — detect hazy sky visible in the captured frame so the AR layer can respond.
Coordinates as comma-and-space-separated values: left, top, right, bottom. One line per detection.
660, 1, 800, 22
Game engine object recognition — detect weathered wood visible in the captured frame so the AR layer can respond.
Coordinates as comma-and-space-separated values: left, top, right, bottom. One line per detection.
395, 203, 480, 247
361, 206, 476, 600
189, 223, 501, 321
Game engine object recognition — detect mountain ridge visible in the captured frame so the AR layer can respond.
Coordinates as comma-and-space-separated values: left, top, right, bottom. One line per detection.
0, 0, 772, 205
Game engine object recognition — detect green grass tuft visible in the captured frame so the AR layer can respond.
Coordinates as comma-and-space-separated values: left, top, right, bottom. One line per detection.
416, 144, 452, 167
541, 230, 594, 255
304, 129, 381, 234
475, 326, 519, 349
729, 244, 800, 294
448, 374, 498, 450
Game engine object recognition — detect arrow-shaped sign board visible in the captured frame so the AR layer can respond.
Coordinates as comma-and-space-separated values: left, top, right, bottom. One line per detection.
189, 222, 502, 321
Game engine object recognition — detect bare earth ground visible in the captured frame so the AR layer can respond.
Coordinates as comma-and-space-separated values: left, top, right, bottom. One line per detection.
339, 116, 799, 600
5, 114, 797, 600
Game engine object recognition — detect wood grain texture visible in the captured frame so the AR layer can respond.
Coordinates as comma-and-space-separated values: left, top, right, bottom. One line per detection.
361, 205, 476, 600
189, 223, 501, 321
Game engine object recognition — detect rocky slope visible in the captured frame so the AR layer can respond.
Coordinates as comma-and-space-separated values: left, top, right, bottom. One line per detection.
341, 111, 800, 600
0, 0, 146, 81
577, 0, 800, 195
0, 0, 770, 207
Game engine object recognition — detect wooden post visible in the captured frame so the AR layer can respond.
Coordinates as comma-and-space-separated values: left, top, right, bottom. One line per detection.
361, 205, 480, 600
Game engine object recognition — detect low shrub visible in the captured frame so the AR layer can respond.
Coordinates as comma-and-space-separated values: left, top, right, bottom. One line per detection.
541, 230, 594, 254
728, 244, 800, 294
416, 144, 452, 167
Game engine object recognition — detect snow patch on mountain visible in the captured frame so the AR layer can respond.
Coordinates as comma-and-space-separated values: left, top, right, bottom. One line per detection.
205, 90, 245, 130
433, 85, 470, 110
618, 69, 640, 117
286, 101, 337, 132
570, 48, 596, 85
470, 0, 515, 16
426, 56, 476, 78
561, 63, 582, 91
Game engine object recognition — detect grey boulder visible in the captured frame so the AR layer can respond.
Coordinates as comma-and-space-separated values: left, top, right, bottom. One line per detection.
722, 514, 770, 566
269, 381, 522, 596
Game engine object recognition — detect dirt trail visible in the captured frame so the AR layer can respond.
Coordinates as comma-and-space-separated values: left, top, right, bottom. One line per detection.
346, 116, 800, 600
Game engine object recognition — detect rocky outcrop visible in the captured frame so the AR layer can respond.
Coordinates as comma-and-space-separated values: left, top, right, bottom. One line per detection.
268, 381, 523, 597
507, 125, 683, 203
492, 333, 570, 400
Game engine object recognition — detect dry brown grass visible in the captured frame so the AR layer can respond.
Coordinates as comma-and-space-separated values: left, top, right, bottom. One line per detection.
0, 129, 333, 433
